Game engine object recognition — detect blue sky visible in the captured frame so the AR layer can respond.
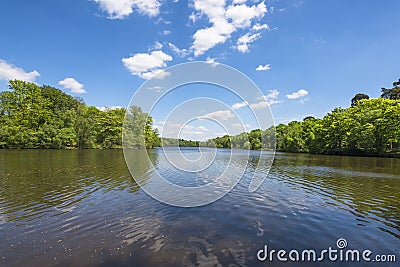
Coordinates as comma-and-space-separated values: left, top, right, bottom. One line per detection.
0, 0, 399, 139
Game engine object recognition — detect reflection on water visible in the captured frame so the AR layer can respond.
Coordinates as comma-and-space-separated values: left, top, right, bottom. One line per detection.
0, 149, 399, 266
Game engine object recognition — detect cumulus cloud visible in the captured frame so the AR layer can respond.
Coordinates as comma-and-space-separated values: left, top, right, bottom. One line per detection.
286, 89, 309, 99
199, 110, 234, 121
58, 78, 86, 94
191, 0, 268, 56
122, 50, 172, 79
231, 101, 248, 109
256, 64, 271, 71
192, 20, 235, 56
94, 0, 160, 19
250, 101, 269, 109
225, 2, 267, 28
232, 0, 247, 4
0, 59, 40, 82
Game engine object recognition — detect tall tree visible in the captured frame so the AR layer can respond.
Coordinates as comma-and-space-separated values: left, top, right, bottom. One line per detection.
381, 79, 400, 99
351, 93, 369, 107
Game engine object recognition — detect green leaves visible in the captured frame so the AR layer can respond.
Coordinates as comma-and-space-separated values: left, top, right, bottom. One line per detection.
205, 98, 400, 156
0, 80, 159, 149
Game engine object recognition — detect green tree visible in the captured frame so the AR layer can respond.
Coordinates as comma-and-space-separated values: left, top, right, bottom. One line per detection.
381, 79, 400, 99
0, 80, 159, 149
351, 93, 369, 107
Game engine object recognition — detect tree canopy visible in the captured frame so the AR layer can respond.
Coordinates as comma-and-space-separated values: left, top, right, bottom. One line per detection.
351, 93, 369, 107
206, 78, 400, 157
0, 80, 160, 149
381, 79, 400, 100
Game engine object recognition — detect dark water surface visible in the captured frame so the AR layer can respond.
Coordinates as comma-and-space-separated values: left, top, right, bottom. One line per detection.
0, 149, 399, 266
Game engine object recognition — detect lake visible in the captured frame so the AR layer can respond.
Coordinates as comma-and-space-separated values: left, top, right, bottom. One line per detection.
0, 149, 398, 266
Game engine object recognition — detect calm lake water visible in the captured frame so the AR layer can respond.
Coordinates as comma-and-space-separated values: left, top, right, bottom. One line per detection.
0, 149, 399, 266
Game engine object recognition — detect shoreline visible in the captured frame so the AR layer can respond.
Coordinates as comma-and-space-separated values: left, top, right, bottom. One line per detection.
1, 147, 399, 159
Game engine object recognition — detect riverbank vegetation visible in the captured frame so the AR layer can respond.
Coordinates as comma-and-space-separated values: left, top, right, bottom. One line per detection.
1, 78, 400, 156
161, 138, 200, 147
206, 79, 400, 157
0, 80, 160, 149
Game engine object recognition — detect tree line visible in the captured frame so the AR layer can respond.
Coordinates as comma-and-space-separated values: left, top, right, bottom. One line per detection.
206, 79, 400, 156
161, 138, 200, 147
0, 80, 160, 149
2, 78, 399, 156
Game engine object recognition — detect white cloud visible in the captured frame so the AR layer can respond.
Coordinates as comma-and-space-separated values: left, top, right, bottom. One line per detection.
58, 78, 86, 94
94, 0, 160, 19
256, 64, 271, 71
286, 89, 309, 99
225, 2, 267, 28
232, 0, 247, 4
263, 89, 279, 100
192, 20, 235, 56
191, 0, 268, 56
188, 12, 200, 23
252, 23, 269, 31
147, 85, 163, 92
0, 59, 40, 82
232, 90, 280, 111
235, 32, 261, 53
168, 43, 190, 57
193, 0, 226, 24
122, 50, 172, 79
250, 101, 269, 109
251, 89, 281, 109
155, 120, 214, 140
199, 110, 234, 121
231, 101, 248, 109
205, 56, 219, 68
162, 30, 171, 35
140, 69, 171, 80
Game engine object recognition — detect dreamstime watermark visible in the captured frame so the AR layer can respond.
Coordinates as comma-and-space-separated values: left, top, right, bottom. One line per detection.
257, 238, 397, 263
122, 62, 276, 207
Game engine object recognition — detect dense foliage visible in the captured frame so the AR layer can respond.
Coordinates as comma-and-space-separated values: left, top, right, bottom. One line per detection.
2, 78, 400, 156
0, 80, 160, 149
161, 138, 200, 147
206, 79, 400, 156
